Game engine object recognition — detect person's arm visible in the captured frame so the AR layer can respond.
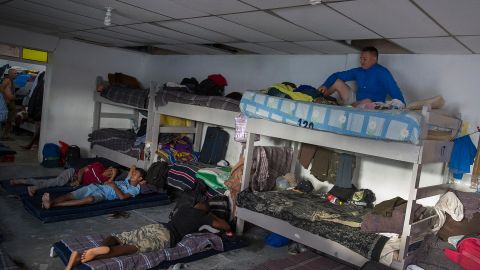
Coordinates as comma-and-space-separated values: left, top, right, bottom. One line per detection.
382, 69, 405, 104
106, 168, 118, 183
0, 80, 14, 101
209, 213, 231, 232
105, 182, 131, 200
70, 167, 86, 186
127, 165, 136, 178
321, 68, 357, 89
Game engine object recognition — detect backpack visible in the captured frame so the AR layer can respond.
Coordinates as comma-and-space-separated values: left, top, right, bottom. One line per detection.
199, 127, 229, 164
41, 143, 60, 168
145, 161, 169, 192
444, 236, 480, 270
65, 145, 81, 168
169, 180, 208, 220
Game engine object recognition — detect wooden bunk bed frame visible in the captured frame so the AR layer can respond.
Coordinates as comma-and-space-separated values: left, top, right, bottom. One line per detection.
236, 105, 459, 269
92, 82, 240, 169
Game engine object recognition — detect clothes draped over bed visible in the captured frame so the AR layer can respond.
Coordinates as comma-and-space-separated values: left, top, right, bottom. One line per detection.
237, 190, 389, 260
251, 146, 293, 192
61, 232, 223, 270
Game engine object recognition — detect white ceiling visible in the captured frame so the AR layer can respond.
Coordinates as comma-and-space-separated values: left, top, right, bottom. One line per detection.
0, 0, 477, 55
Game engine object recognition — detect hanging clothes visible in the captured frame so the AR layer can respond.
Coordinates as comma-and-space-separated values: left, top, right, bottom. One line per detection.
449, 135, 477, 179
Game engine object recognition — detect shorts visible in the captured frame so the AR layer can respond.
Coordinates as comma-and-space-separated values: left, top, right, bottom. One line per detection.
114, 223, 171, 253
343, 90, 356, 105
71, 184, 105, 203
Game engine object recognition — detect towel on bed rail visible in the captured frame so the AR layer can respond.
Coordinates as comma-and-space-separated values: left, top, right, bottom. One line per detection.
60, 232, 223, 270
155, 89, 240, 112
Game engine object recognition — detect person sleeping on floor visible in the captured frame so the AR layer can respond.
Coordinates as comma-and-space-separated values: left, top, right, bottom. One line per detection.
41, 165, 143, 209
64, 199, 232, 270
10, 162, 119, 196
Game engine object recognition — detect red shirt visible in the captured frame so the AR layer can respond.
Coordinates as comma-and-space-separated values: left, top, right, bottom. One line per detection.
81, 162, 110, 185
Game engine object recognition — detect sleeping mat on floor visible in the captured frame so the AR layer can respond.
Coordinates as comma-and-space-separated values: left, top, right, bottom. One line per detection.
52, 234, 246, 270
0, 142, 16, 156
0, 177, 74, 196
22, 191, 171, 223
0, 157, 122, 196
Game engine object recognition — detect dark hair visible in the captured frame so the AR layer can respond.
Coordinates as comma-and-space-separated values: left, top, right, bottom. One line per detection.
361, 46, 379, 58
135, 168, 146, 178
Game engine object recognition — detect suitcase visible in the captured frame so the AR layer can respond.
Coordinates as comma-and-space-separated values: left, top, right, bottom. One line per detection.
199, 127, 229, 164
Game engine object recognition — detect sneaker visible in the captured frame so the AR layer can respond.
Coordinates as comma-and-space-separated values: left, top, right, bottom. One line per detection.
297, 243, 308, 253
288, 243, 299, 255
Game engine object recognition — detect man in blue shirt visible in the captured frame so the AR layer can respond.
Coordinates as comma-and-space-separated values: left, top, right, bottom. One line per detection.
318, 47, 405, 107
41, 165, 144, 209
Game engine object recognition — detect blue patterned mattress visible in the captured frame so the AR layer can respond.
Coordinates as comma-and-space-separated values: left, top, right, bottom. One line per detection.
240, 91, 423, 144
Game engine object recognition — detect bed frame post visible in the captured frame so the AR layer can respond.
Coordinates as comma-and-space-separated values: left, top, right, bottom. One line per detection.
236, 132, 256, 235
194, 122, 204, 152
290, 141, 300, 176
93, 94, 101, 131
145, 81, 158, 168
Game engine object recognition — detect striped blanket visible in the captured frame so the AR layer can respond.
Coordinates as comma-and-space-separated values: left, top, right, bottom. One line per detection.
61, 232, 223, 270
101, 86, 149, 109
155, 89, 240, 112
88, 128, 143, 159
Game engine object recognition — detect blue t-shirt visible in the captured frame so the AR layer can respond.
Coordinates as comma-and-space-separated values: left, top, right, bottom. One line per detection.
323, 63, 405, 103
97, 178, 140, 200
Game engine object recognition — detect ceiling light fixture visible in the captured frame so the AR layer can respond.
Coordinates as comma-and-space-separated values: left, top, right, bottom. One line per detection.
309, 0, 322, 5
104, 7, 112, 26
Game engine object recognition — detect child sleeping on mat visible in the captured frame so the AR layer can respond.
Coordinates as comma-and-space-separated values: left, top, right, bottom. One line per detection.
41, 165, 143, 209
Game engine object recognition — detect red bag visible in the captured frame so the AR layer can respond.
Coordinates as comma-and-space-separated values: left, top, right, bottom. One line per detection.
58, 141, 69, 166
444, 236, 480, 270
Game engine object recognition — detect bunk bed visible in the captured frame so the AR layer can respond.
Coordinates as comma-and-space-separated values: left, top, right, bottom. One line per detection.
235, 91, 461, 269
92, 81, 241, 169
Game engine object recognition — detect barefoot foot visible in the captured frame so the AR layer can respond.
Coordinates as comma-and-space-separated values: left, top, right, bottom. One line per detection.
42, 193, 51, 209
27, 186, 37, 197
65, 251, 81, 270
81, 246, 110, 263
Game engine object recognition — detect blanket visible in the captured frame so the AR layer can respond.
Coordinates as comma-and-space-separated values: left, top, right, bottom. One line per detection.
88, 128, 143, 159
61, 232, 223, 270
101, 86, 149, 109
155, 89, 240, 112
237, 190, 388, 260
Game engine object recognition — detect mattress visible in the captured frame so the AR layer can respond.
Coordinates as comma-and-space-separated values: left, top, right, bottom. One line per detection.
88, 128, 143, 159
22, 191, 171, 223
52, 235, 246, 270
0, 177, 75, 196
237, 190, 388, 261
155, 89, 240, 112
240, 91, 423, 144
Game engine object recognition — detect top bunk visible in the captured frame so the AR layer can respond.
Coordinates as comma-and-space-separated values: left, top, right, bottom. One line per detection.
94, 90, 149, 111
241, 91, 461, 164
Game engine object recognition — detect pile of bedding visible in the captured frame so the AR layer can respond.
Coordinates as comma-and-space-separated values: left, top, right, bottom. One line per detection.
237, 190, 389, 260
88, 128, 144, 159
155, 89, 240, 112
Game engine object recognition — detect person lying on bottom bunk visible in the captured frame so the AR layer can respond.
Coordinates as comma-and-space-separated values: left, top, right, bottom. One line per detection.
41, 165, 144, 209
64, 200, 232, 270
10, 162, 118, 196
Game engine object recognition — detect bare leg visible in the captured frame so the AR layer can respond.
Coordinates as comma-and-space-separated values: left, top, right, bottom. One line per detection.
10, 179, 27, 185
81, 245, 138, 263
65, 251, 81, 270
42, 193, 95, 209
326, 79, 353, 104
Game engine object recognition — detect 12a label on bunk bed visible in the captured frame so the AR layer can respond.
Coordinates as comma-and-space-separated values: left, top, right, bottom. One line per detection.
298, 119, 314, 129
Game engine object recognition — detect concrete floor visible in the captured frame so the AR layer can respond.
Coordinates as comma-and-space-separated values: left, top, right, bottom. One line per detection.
0, 135, 290, 270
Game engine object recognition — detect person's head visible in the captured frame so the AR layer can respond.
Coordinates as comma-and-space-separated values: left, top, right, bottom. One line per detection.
360, 46, 378, 69
102, 166, 119, 178
7, 69, 17, 79
130, 168, 146, 185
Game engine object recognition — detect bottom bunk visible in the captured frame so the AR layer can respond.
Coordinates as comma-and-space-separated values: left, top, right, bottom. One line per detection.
236, 190, 428, 268
91, 144, 146, 169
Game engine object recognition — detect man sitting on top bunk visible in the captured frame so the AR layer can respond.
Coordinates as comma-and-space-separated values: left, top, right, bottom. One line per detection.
10, 162, 118, 197
41, 165, 144, 209
317, 46, 406, 107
